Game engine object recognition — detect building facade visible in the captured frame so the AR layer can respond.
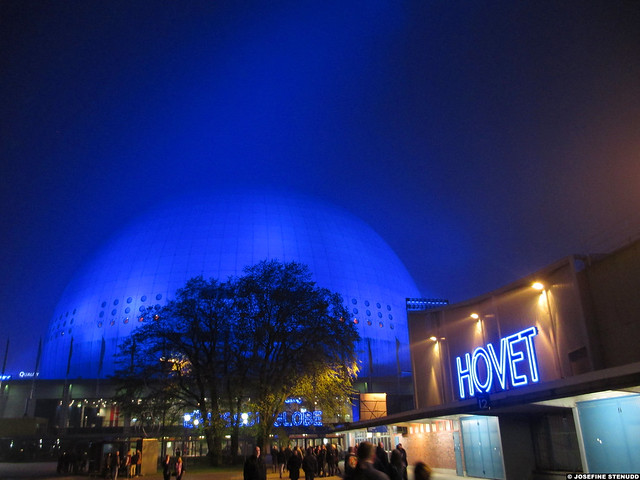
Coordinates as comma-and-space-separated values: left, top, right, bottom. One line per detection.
343, 240, 640, 478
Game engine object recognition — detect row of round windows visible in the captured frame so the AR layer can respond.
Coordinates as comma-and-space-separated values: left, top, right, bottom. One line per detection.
53, 294, 165, 330
56, 294, 163, 321
353, 318, 394, 329
100, 294, 163, 308
351, 298, 392, 311
352, 308, 393, 320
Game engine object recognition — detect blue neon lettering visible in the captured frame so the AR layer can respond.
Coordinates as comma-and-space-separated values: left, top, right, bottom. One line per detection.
455, 326, 539, 399
456, 353, 474, 399
487, 338, 508, 390
521, 327, 539, 382
186, 410, 323, 428
471, 347, 492, 393
507, 334, 527, 387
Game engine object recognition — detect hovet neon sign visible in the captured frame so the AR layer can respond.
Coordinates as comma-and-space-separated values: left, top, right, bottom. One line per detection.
456, 326, 539, 399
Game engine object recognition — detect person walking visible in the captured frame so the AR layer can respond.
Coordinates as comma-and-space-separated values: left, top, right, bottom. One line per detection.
413, 462, 431, 480
272, 445, 280, 474
129, 451, 137, 478
161, 455, 172, 480
302, 447, 318, 480
317, 445, 327, 477
174, 456, 185, 480
287, 447, 302, 480
374, 442, 390, 476
244, 446, 267, 480
135, 450, 142, 477
278, 446, 287, 478
388, 450, 403, 480
111, 451, 121, 480
346, 442, 389, 480
123, 452, 132, 479
394, 444, 408, 480
344, 446, 358, 478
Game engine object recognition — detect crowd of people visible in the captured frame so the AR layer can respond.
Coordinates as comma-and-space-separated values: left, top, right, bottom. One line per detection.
244, 441, 431, 480
102, 449, 142, 479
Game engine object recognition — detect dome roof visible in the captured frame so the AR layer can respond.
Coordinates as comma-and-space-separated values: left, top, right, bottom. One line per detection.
41, 191, 422, 380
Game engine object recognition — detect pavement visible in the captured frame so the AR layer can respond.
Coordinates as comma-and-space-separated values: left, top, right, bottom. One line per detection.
0, 462, 471, 480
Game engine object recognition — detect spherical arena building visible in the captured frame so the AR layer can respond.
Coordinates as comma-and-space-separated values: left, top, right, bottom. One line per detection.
40, 191, 425, 398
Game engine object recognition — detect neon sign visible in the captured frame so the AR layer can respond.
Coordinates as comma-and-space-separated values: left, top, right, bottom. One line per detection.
456, 326, 539, 399
182, 410, 323, 429
273, 410, 323, 427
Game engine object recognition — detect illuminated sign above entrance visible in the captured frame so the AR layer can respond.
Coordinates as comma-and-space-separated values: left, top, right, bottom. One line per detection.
456, 326, 540, 399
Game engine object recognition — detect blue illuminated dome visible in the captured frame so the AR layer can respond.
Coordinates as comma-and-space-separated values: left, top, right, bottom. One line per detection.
41, 191, 422, 381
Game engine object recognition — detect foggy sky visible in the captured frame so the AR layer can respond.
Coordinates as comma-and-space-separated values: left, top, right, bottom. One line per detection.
2, 1, 640, 374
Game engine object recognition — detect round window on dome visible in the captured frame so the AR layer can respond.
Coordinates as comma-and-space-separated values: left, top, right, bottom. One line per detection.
127, 297, 132, 303
141, 295, 147, 302
353, 308, 359, 314
101, 301, 107, 308
156, 294, 163, 300
366, 310, 371, 316
351, 298, 357, 305
364, 300, 370, 307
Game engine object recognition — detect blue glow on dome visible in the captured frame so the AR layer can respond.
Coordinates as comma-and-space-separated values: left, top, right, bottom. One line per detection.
41, 191, 423, 380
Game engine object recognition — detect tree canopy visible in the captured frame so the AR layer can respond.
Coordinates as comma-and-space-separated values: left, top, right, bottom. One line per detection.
114, 260, 359, 465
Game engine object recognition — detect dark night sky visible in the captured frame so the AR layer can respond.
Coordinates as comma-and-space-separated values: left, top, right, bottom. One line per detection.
2, 1, 640, 374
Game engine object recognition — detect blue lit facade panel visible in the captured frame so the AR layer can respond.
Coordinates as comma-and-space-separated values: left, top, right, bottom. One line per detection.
41, 192, 423, 382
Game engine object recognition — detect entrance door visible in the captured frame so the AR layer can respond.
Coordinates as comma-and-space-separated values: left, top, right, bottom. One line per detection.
460, 416, 505, 479
453, 431, 464, 476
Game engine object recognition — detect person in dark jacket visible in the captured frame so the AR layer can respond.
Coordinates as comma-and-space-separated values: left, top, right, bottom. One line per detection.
344, 446, 358, 478
394, 444, 408, 480
244, 446, 267, 480
161, 455, 172, 480
374, 442, 390, 475
278, 446, 287, 478
287, 447, 303, 480
302, 447, 318, 480
388, 450, 403, 480
347, 442, 389, 480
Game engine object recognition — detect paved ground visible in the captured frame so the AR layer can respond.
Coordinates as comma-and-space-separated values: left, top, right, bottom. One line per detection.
0, 462, 471, 480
